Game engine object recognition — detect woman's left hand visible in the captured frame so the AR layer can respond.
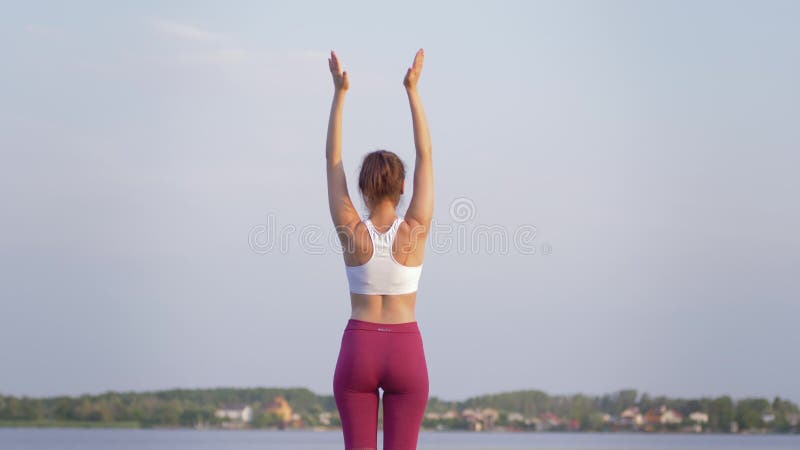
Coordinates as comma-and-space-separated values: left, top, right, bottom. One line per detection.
403, 48, 424, 91
328, 50, 349, 92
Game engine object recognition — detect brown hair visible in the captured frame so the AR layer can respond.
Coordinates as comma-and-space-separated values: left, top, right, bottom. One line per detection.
358, 149, 406, 209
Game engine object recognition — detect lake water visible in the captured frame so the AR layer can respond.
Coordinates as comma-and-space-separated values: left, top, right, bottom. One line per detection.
1, 429, 799, 450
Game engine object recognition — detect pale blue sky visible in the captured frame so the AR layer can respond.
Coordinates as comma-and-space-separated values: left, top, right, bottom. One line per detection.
1, 1, 798, 403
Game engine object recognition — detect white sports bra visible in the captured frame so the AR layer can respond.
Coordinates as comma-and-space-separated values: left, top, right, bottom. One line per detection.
345, 216, 423, 295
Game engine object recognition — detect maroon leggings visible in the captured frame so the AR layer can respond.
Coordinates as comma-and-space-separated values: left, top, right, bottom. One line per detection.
333, 318, 429, 450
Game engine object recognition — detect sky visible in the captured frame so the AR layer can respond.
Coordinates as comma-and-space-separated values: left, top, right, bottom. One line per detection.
1, 1, 798, 404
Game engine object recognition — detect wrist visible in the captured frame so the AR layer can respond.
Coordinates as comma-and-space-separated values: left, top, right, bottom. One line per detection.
405, 86, 419, 95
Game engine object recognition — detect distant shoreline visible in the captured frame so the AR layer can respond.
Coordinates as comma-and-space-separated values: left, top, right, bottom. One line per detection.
0, 420, 792, 435
1, 387, 797, 434
0, 420, 140, 429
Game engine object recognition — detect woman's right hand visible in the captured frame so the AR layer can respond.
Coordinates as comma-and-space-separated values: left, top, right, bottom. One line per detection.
328, 50, 349, 92
403, 48, 424, 91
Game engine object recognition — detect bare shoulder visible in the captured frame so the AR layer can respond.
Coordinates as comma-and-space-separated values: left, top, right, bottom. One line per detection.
341, 219, 373, 266
393, 216, 429, 266
401, 215, 430, 239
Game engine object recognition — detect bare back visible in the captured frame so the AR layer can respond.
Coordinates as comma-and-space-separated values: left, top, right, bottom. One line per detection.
344, 218, 427, 323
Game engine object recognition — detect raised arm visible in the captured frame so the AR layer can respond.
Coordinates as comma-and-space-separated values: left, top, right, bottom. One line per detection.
403, 49, 434, 230
326, 50, 360, 232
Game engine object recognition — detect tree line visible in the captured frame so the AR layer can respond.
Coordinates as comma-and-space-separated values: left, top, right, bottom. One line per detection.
425, 389, 799, 432
0, 387, 797, 432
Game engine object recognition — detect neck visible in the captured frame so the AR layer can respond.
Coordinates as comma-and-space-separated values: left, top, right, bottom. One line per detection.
368, 201, 398, 224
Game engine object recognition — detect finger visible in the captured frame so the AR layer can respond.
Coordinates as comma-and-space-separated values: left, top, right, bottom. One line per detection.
332, 51, 341, 72
414, 49, 424, 69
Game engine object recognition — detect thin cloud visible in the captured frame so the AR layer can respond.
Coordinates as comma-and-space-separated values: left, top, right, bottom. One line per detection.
287, 48, 328, 62
23, 24, 59, 35
177, 48, 251, 66
149, 17, 226, 42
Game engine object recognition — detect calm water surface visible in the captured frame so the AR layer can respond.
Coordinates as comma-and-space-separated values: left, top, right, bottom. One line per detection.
1, 429, 799, 450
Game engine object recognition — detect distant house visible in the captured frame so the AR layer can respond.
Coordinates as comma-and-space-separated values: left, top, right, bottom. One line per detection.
567, 418, 580, 431
645, 405, 682, 426
644, 408, 662, 425
507, 412, 525, 423
482, 408, 500, 428
539, 412, 562, 430
264, 395, 293, 425
290, 412, 304, 428
620, 407, 644, 427
214, 403, 253, 423
424, 412, 442, 420
687, 411, 708, 433
461, 407, 499, 431
660, 407, 683, 425
461, 408, 482, 431
525, 416, 542, 429
441, 409, 459, 420
318, 411, 333, 426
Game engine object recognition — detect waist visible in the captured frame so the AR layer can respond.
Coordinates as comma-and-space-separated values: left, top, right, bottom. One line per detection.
350, 293, 416, 323
344, 318, 420, 334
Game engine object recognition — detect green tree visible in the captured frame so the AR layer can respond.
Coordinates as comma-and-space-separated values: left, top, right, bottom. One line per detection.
710, 396, 734, 432
253, 411, 285, 428
736, 398, 769, 431
616, 389, 638, 414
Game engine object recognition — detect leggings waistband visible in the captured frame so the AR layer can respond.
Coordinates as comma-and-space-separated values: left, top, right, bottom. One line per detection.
345, 318, 420, 334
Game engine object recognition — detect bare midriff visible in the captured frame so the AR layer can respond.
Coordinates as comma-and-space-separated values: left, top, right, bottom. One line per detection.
349, 292, 418, 323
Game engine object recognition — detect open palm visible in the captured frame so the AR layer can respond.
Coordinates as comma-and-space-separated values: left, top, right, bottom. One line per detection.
328, 50, 349, 92
403, 48, 424, 89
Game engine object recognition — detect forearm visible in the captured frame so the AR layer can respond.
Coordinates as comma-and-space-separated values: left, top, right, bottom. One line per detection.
406, 87, 432, 157
326, 90, 346, 165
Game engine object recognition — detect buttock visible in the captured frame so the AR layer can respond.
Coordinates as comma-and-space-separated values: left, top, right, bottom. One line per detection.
334, 319, 428, 393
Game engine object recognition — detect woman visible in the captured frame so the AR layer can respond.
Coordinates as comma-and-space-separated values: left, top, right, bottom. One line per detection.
326, 48, 433, 450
